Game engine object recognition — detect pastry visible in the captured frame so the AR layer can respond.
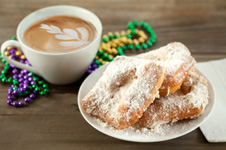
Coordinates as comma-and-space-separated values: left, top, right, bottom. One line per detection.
137, 42, 196, 96
81, 56, 165, 129
138, 70, 209, 129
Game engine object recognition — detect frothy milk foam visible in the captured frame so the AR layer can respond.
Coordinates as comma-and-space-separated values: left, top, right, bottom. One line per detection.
23, 15, 97, 53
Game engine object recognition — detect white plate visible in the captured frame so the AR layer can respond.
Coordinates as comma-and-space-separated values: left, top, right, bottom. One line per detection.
78, 64, 215, 142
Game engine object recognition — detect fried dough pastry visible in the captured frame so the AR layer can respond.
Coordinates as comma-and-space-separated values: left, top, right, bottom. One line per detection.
81, 56, 165, 129
138, 71, 209, 129
137, 42, 196, 96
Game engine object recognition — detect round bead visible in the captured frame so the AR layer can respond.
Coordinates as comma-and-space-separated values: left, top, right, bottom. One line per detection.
1, 70, 7, 74
23, 69, 28, 74
108, 57, 114, 61
28, 77, 33, 81
95, 60, 101, 65
114, 34, 118, 39
151, 38, 156, 43
143, 23, 149, 29
20, 55, 26, 60
23, 80, 29, 85
139, 21, 144, 26
103, 53, 109, 59
147, 41, 153, 47
24, 97, 30, 103
18, 101, 24, 107
2, 59, 6, 63
32, 84, 36, 88
1, 77, 7, 83
44, 88, 50, 93
29, 93, 35, 99
135, 44, 141, 50
15, 51, 22, 56
13, 74, 18, 79
13, 80, 19, 85
35, 87, 41, 92
19, 83, 23, 87
12, 90, 18, 95
7, 100, 12, 105
4, 51, 10, 56
133, 39, 139, 45
31, 81, 36, 85
38, 80, 44, 85
18, 78, 23, 83
8, 88, 13, 94
4, 65, 10, 70
122, 45, 127, 50
12, 86, 18, 91
142, 43, 148, 49
12, 101, 19, 107
131, 29, 136, 35
12, 69, 18, 74
8, 95, 13, 100
33, 77, 39, 81
23, 91, 29, 96
87, 69, 92, 74
19, 87, 25, 92
138, 37, 145, 43
28, 72, 34, 76
108, 34, 113, 40
23, 84, 29, 89
121, 31, 126, 35
11, 36, 17, 40
0, 74, 5, 78
128, 44, 134, 50
102, 37, 108, 43
23, 75, 28, 80
126, 34, 132, 39
97, 50, 103, 56
133, 20, 138, 26
92, 64, 98, 69
40, 91, 46, 96
18, 74, 23, 78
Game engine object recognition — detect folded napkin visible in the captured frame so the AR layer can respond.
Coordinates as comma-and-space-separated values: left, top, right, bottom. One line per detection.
196, 58, 226, 143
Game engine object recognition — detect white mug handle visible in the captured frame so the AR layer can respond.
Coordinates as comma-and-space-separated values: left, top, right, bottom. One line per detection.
1, 40, 41, 76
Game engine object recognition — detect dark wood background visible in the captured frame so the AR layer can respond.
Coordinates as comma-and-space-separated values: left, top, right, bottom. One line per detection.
0, 0, 226, 149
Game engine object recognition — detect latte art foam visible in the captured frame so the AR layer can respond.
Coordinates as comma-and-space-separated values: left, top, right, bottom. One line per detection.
23, 15, 97, 53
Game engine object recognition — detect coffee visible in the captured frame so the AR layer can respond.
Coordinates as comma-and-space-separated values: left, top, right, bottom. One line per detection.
23, 15, 97, 53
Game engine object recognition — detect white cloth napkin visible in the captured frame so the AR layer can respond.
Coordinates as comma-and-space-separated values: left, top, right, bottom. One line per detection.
196, 58, 226, 143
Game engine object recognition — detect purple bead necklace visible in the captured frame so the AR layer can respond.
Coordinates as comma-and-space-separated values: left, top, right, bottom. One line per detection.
1, 37, 50, 107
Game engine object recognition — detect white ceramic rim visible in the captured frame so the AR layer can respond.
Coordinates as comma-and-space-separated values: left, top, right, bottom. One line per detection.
77, 64, 215, 142
16, 5, 102, 56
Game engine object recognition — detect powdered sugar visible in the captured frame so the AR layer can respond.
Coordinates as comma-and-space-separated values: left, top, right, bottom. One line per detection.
137, 42, 196, 88
81, 56, 165, 129
138, 71, 209, 129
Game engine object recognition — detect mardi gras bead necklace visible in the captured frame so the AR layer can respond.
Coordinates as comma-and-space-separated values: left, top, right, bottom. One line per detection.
86, 20, 156, 73
0, 37, 50, 107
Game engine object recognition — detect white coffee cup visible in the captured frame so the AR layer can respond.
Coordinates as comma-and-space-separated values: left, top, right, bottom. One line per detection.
1, 5, 102, 85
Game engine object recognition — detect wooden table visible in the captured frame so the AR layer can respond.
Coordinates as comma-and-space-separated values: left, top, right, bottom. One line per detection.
0, 0, 226, 149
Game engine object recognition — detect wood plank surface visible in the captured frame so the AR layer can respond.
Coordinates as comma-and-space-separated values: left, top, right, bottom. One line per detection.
0, 0, 226, 150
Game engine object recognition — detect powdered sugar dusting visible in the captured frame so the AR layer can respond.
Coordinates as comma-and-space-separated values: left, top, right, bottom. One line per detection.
137, 42, 196, 87
81, 56, 165, 129
138, 71, 209, 129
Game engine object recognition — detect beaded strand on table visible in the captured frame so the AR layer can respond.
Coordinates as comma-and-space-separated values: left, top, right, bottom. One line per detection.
0, 36, 50, 107
86, 21, 156, 74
